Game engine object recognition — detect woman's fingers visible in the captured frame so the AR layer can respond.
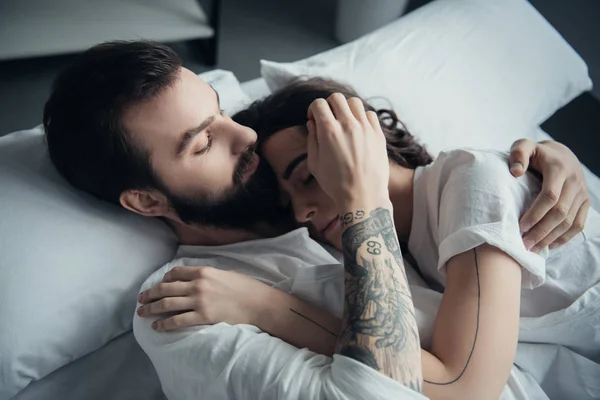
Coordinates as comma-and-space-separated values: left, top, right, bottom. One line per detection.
551, 199, 589, 249
509, 139, 536, 177
365, 110, 383, 137
137, 296, 195, 317
306, 119, 319, 173
152, 312, 201, 331
347, 97, 369, 124
307, 98, 336, 135
327, 93, 353, 121
139, 281, 191, 304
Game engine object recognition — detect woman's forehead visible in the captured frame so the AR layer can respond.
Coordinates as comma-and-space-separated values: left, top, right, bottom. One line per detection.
261, 126, 308, 169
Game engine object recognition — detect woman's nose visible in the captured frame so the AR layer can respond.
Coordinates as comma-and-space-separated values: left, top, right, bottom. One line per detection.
295, 203, 317, 224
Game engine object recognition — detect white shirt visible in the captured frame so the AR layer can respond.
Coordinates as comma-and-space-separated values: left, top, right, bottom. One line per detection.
133, 230, 428, 400
409, 149, 600, 399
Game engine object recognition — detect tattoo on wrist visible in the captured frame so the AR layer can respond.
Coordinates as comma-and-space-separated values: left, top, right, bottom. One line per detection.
339, 210, 365, 228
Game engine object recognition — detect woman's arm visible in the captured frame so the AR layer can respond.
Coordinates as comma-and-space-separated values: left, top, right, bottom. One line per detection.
420, 244, 521, 400
257, 243, 522, 400
254, 244, 522, 399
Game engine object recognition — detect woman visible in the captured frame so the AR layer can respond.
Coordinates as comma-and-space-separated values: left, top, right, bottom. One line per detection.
138, 78, 599, 399
240, 78, 600, 398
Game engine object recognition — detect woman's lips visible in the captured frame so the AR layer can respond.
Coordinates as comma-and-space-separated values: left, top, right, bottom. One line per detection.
322, 216, 339, 238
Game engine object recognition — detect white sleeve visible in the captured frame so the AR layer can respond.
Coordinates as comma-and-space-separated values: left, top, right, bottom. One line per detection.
133, 318, 428, 400
435, 150, 547, 289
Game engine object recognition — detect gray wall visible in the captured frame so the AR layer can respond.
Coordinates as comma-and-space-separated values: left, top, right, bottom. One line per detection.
529, 0, 600, 100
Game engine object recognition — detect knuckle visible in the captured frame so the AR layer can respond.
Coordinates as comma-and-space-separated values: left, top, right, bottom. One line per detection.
340, 118, 358, 131
552, 205, 569, 219
194, 267, 205, 279
328, 92, 345, 103
191, 280, 203, 294
543, 189, 560, 204
160, 298, 171, 311
530, 228, 549, 242
322, 120, 338, 133
156, 282, 167, 294
559, 219, 573, 231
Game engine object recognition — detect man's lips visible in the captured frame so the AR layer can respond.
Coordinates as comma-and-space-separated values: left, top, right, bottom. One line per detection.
241, 154, 259, 180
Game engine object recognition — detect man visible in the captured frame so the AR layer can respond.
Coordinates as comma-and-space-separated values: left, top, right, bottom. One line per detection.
44, 41, 590, 399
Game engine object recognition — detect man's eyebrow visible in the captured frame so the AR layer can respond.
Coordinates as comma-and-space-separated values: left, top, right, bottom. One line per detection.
175, 114, 217, 158
174, 87, 221, 158
283, 153, 308, 180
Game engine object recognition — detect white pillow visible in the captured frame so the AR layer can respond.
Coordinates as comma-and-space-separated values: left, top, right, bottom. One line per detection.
0, 69, 249, 399
201, 69, 252, 114
261, 0, 592, 157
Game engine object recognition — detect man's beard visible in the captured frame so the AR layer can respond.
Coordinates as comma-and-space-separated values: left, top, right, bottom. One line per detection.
158, 147, 289, 232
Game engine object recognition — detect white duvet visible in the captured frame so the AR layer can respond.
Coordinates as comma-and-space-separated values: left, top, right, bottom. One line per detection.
133, 226, 599, 400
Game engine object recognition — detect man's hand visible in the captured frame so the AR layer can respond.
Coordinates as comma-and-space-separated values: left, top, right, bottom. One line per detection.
137, 266, 273, 331
306, 93, 391, 213
509, 139, 590, 252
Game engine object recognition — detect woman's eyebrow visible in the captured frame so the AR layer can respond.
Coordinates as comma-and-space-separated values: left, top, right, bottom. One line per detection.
283, 153, 308, 180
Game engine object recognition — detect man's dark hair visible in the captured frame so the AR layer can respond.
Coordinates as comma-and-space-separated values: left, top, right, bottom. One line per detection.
43, 40, 182, 205
233, 77, 433, 169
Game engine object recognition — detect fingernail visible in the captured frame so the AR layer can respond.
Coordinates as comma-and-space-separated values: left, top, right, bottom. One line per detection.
549, 243, 559, 250
530, 246, 540, 254
510, 162, 523, 173
138, 293, 143, 303
137, 306, 144, 316
152, 321, 158, 330
523, 239, 534, 250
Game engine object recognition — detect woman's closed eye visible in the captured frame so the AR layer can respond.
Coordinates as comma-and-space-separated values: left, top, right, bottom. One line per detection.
302, 173, 315, 186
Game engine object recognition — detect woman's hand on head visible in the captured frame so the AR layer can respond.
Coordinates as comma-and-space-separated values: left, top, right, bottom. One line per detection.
136, 266, 274, 331
509, 139, 590, 252
306, 93, 390, 211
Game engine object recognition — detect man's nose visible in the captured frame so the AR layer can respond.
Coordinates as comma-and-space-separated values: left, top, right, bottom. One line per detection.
225, 119, 257, 154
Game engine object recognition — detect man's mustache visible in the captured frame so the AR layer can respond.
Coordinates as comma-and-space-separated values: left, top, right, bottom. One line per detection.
233, 144, 257, 185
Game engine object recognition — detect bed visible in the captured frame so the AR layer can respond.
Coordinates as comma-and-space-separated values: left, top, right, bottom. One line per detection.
3, 0, 599, 399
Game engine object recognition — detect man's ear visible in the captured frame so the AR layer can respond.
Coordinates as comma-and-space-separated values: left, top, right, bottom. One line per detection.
120, 189, 169, 217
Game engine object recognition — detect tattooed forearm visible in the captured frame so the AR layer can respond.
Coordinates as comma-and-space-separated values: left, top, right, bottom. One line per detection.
336, 207, 423, 393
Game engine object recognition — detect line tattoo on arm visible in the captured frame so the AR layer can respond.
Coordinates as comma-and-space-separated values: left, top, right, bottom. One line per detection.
289, 308, 338, 337
337, 207, 424, 393
424, 248, 481, 385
